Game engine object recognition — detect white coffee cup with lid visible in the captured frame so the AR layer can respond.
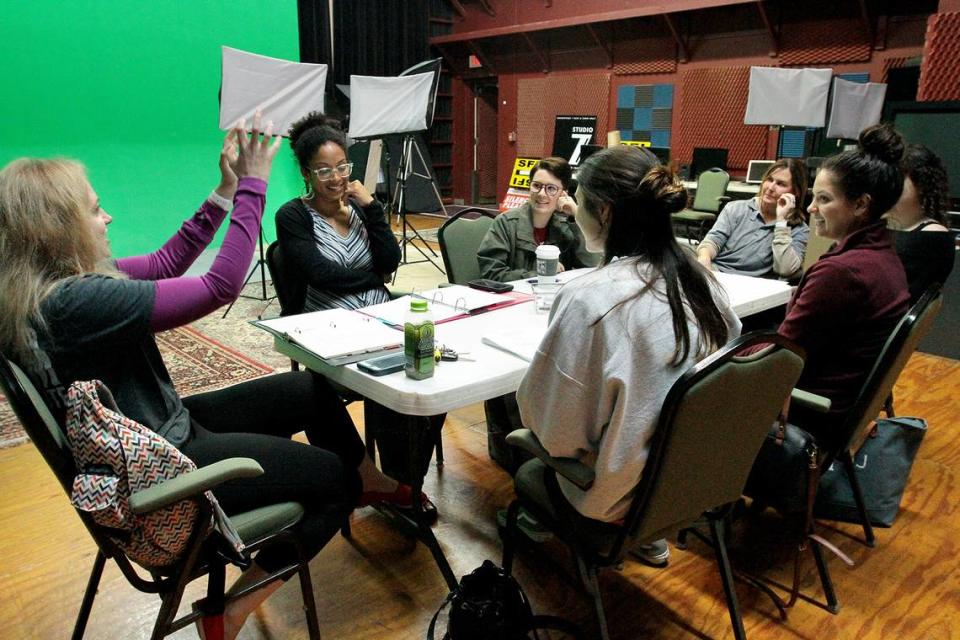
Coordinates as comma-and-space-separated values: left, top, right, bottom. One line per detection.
535, 244, 561, 283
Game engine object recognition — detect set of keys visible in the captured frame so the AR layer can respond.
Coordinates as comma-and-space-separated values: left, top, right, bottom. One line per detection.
434, 345, 475, 362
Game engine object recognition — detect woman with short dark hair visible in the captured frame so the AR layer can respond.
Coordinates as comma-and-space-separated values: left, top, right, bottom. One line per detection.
477, 156, 595, 282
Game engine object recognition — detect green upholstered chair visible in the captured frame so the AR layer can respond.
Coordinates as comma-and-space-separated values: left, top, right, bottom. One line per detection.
437, 207, 497, 284
501, 332, 805, 640
672, 167, 731, 242
0, 355, 322, 640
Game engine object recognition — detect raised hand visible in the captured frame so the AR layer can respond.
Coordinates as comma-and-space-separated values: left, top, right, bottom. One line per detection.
233, 109, 281, 182
557, 191, 577, 216
215, 128, 240, 200
776, 193, 796, 221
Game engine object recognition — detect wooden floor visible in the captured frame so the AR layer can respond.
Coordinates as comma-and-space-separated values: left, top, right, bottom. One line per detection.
1, 353, 958, 639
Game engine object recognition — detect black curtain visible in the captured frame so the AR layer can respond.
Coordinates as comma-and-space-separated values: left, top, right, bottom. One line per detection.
332, 0, 430, 85
297, 0, 332, 64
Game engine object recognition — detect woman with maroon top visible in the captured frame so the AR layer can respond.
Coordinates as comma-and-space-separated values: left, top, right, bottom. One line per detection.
779, 123, 910, 449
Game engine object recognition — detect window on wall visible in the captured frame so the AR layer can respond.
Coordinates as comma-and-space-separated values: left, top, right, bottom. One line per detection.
615, 83, 673, 148
776, 72, 871, 158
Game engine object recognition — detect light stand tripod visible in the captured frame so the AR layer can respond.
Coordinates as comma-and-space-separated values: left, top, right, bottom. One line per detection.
390, 134, 446, 272
221, 228, 276, 319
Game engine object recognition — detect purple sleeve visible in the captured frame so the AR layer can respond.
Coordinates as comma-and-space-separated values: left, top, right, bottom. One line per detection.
115, 199, 229, 280
148, 177, 267, 332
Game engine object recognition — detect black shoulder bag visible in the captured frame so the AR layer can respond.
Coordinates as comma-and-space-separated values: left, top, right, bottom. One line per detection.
428, 560, 583, 640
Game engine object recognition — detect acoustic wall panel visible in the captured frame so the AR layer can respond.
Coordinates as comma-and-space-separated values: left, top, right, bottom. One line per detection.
674, 66, 766, 171
613, 37, 677, 75
516, 74, 610, 158
918, 12, 960, 101
780, 18, 871, 66
616, 83, 673, 147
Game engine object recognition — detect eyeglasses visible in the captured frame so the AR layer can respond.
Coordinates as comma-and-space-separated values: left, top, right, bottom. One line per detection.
310, 162, 353, 181
529, 181, 561, 197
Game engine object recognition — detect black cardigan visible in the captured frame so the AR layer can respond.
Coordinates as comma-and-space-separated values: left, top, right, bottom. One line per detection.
274, 197, 401, 297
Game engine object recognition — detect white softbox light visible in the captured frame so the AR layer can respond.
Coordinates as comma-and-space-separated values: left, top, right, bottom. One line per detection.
744, 67, 833, 127
219, 46, 327, 135
826, 78, 888, 139
347, 73, 435, 139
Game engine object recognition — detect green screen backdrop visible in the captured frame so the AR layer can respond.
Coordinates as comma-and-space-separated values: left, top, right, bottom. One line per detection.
1, 1, 303, 257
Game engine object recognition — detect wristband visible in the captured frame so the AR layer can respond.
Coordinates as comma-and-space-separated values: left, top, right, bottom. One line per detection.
207, 191, 233, 211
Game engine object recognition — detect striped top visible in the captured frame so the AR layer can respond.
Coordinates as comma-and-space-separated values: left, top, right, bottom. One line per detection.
303, 202, 391, 311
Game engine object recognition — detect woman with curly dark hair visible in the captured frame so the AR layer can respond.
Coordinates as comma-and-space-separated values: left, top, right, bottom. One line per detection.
887, 144, 956, 303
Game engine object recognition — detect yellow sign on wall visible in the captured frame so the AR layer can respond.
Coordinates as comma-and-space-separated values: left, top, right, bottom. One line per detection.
509, 157, 540, 189
620, 140, 652, 148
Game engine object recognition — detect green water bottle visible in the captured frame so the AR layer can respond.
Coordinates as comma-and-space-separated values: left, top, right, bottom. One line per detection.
404, 298, 434, 379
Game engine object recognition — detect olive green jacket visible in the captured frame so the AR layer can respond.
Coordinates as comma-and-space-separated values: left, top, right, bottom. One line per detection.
476, 202, 598, 282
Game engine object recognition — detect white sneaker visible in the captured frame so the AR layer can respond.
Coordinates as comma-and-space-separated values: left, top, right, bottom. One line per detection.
631, 538, 670, 568
497, 508, 553, 543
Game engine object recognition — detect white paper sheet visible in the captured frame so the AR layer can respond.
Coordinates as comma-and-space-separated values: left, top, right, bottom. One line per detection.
348, 72, 435, 138
219, 46, 328, 135
252, 308, 401, 365
826, 78, 887, 139
744, 67, 833, 127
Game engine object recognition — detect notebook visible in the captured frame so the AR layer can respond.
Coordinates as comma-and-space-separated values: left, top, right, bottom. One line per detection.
481, 324, 547, 363
252, 308, 403, 366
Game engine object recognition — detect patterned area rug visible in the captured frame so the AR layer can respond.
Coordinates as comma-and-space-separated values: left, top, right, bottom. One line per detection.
0, 325, 275, 449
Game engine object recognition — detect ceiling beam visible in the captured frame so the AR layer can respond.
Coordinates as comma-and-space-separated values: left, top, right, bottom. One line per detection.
466, 39, 497, 75
663, 14, 689, 63
430, 0, 756, 45
755, 1, 779, 58
585, 23, 613, 68
523, 32, 550, 74
445, 0, 466, 19
477, 0, 496, 17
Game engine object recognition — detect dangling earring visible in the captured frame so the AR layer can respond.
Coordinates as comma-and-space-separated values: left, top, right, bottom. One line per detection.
302, 180, 315, 200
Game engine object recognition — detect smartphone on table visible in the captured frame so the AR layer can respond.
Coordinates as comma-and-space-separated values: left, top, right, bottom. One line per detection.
357, 352, 406, 376
467, 279, 514, 293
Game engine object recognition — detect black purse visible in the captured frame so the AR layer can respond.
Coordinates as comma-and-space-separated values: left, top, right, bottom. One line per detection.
744, 416, 820, 515
428, 560, 583, 640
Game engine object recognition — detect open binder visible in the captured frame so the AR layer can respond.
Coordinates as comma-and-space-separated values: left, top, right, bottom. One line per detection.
252, 308, 402, 366
359, 286, 532, 327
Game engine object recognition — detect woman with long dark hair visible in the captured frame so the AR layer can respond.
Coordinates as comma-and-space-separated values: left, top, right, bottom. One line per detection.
779, 123, 911, 446
516, 145, 740, 561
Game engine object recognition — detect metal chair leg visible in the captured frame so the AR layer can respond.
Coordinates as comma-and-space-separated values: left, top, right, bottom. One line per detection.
709, 516, 747, 640
501, 500, 522, 574
582, 563, 610, 640
841, 452, 876, 547
810, 540, 841, 614
71, 550, 106, 640
297, 547, 322, 640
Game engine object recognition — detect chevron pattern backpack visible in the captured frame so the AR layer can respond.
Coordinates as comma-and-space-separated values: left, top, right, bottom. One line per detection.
65, 380, 243, 569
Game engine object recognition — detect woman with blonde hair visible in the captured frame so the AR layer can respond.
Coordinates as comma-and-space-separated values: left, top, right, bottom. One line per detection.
0, 113, 408, 640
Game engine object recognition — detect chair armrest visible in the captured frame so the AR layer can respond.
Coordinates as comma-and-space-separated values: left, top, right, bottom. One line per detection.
436, 282, 456, 288
388, 288, 412, 298
791, 388, 832, 413
506, 429, 595, 491
128, 458, 263, 515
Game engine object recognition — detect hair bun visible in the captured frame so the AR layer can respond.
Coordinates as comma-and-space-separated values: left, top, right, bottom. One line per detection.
288, 111, 342, 145
640, 166, 687, 215
859, 123, 904, 165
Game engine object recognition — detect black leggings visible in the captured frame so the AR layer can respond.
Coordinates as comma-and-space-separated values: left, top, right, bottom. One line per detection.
180, 371, 364, 572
